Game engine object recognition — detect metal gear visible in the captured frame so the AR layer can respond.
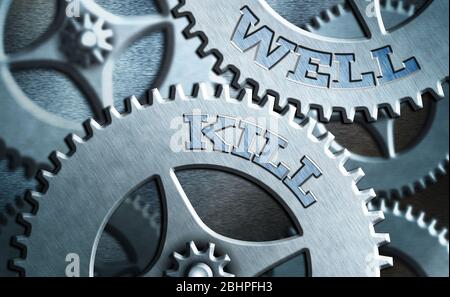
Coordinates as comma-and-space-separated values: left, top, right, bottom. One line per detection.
0, 0, 221, 169
12, 84, 391, 276
1, 191, 161, 277
307, 0, 449, 198
166, 241, 234, 277
60, 13, 113, 67
175, 0, 449, 122
370, 199, 449, 276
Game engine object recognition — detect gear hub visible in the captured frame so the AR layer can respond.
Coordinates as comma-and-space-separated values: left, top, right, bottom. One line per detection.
60, 13, 113, 67
166, 241, 234, 277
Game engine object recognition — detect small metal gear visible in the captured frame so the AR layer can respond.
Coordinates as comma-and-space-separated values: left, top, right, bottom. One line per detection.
307, 0, 449, 198
166, 241, 234, 277
12, 84, 391, 276
370, 199, 449, 276
175, 0, 448, 122
60, 13, 113, 67
0, 0, 222, 170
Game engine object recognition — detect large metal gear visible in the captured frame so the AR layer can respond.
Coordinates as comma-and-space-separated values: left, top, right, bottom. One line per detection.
0, 0, 220, 169
12, 84, 391, 276
175, 0, 449, 122
371, 199, 449, 276
307, 0, 449, 198
1, 188, 161, 277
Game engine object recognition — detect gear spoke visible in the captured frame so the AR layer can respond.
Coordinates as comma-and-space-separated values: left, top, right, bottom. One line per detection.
218, 236, 307, 276
7, 34, 65, 67
363, 111, 396, 158
349, 0, 385, 37
109, 14, 170, 51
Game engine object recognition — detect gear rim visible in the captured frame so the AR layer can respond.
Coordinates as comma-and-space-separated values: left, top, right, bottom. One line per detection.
12, 83, 391, 276
174, 0, 449, 122
307, 0, 449, 198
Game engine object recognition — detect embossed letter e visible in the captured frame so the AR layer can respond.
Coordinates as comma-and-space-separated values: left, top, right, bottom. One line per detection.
231, 6, 295, 70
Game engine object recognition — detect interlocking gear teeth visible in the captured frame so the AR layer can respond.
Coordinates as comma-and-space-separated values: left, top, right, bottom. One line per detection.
12, 83, 390, 276
175, 0, 449, 122
370, 199, 449, 275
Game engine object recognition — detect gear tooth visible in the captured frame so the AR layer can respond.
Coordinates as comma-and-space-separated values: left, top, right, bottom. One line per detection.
322, 107, 333, 121
128, 95, 143, 110
30, 191, 43, 200
335, 148, 350, 167
428, 171, 437, 183
303, 117, 318, 137
88, 119, 103, 131
173, 84, 188, 101
107, 106, 122, 119
366, 106, 378, 122
151, 88, 165, 104
378, 255, 393, 269
196, 82, 213, 100
218, 254, 231, 264
391, 101, 401, 117
12, 259, 26, 271
393, 201, 401, 216
188, 241, 199, 255
337, 3, 347, 15
368, 210, 384, 224
360, 189, 376, 204
207, 242, 216, 258
344, 108, 356, 122
321, 132, 335, 150
435, 81, 446, 98
173, 251, 185, 262
413, 93, 424, 109
41, 169, 55, 180
304, 23, 315, 33
242, 88, 254, 106
55, 150, 69, 161
218, 84, 232, 102
428, 219, 438, 235
367, 200, 376, 211
221, 271, 236, 277
349, 168, 365, 183
407, 4, 416, 16
21, 212, 35, 223
15, 235, 29, 246
438, 229, 448, 245
405, 206, 415, 221
437, 162, 447, 174
286, 103, 298, 123
417, 178, 427, 190
374, 232, 390, 247
70, 133, 85, 145
265, 94, 277, 112
379, 199, 388, 212
417, 212, 427, 227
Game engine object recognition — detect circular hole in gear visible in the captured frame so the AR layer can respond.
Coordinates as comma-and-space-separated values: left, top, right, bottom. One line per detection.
379, 251, 421, 277
176, 168, 298, 242
94, 0, 163, 16
4, 0, 56, 54
11, 69, 94, 122
95, 178, 163, 277
113, 31, 166, 112
264, 0, 345, 29
325, 121, 383, 157
394, 94, 432, 154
